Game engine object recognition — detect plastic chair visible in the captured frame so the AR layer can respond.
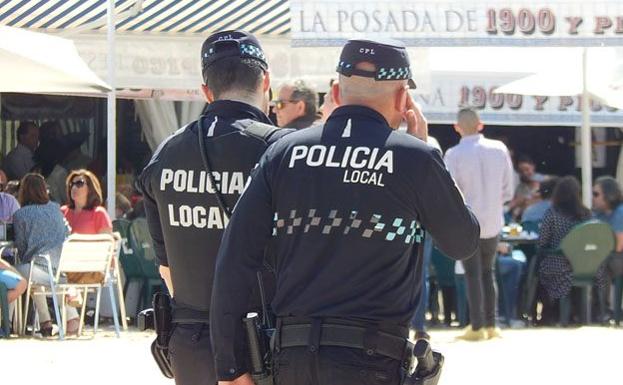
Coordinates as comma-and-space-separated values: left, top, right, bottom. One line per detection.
128, 218, 164, 310
23, 234, 121, 338
111, 232, 128, 330
559, 220, 615, 324
430, 246, 457, 325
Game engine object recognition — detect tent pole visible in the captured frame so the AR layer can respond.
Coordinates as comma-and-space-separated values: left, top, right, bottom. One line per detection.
106, 0, 117, 219
581, 48, 592, 209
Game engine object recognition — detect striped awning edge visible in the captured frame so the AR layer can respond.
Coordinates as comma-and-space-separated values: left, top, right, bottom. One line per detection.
0, 0, 291, 36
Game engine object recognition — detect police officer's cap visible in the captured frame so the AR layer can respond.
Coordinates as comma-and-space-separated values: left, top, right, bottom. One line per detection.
201, 30, 268, 72
336, 38, 416, 89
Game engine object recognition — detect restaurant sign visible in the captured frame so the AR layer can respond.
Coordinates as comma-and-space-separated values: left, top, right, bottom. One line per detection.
291, 0, 623, 47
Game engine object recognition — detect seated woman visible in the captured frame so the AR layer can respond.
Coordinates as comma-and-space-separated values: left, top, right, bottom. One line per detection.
537, 176, 591, 324
13, 174, 76, 336
62, 169, 112, 235
61, 169, 112, 285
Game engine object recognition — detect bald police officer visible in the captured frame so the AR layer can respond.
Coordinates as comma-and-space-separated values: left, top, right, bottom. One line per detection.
138, 30, 289, 385
210, 38, 480, 385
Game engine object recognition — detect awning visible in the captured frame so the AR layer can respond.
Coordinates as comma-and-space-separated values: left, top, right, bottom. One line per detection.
0, 25, 110, 93
0, 0, 290, 36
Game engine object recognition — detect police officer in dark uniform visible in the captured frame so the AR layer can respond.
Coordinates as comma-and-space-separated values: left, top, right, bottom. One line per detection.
138, 30, 289, 385
210, 38, 481, 385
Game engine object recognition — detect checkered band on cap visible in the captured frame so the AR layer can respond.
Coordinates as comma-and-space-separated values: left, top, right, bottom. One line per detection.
377, 67, 411, 81
202, 43, 266, 67
240, 43, 266, 62
338, 61, 352, 68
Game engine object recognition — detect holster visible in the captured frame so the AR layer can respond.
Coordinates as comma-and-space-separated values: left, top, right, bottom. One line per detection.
405, 340, 444, 385
151, 292, 174, 379
244, 314, 274, 385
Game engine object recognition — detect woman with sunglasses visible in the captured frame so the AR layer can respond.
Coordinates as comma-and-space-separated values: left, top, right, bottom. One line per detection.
61, 170, 112, 289
14, 173, 75, 336
61, 169, 112, 235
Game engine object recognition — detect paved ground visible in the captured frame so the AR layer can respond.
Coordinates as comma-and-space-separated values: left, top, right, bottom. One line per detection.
1, 326, 622, 385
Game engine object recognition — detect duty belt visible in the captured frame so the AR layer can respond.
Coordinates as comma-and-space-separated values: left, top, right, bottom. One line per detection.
171, 307, 210, 324
274, 318, 414, 369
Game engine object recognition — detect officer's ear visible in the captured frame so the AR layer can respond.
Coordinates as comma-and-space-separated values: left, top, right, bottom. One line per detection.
394, 85, 408, 114
201, 84, 215, 103
262, 70, 271, 94
332, 81, 341, 106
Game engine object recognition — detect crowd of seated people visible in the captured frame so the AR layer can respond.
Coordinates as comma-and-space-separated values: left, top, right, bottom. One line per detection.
418, 162, 623, 331
0, 123, 147, 336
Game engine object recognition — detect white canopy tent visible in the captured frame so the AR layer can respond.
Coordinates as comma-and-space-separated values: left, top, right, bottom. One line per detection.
0, 25, 110, 94
494, 48, 623, 208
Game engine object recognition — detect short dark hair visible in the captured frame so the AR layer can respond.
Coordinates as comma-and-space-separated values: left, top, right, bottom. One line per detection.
538, 177, 558, 199
202, 57, 264, 99
65, 169, 104, 210
516, 154, 535, 166
552, 175, 591, 221
17, 121, 37, 138
595, 176, 623, 210
18, 173, 50, 206
289, 79, 318, 119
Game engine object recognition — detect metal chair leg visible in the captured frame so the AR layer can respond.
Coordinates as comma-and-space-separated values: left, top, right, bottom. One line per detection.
78, 287, 88, 337
114, 263, 128, 330
108, 283, 121, 338
94, 287, 102, 334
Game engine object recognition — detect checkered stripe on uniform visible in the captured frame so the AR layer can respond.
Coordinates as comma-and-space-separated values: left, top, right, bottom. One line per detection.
240, 44, 266, 61
377, 67, 411, 80
273, 209, 422, 244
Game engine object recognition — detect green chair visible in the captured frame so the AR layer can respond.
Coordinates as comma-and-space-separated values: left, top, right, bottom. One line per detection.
127, 218, 164, 310
559, 220, 615, 324
431, 247, 467, 325
113, 219, 143, 294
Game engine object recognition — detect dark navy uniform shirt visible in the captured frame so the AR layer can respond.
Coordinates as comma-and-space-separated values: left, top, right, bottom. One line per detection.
210, 105, 480, 380
138, 100, 289, 312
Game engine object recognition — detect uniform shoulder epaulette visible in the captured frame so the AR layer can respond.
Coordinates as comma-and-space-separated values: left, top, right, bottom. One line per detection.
236, 119, 280, 143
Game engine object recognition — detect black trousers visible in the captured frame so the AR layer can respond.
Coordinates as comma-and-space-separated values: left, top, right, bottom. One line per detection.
463, 236, 499, 330
273, 346, 405, 385
168, 323, 216, 385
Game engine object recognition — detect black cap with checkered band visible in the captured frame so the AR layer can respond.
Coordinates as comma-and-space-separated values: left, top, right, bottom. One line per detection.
201, 30, 268, 73
336, 38, 416, 89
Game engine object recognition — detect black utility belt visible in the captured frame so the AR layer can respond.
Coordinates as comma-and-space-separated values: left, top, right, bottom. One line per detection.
276, 323, 413, 364
171, 307, 210, 324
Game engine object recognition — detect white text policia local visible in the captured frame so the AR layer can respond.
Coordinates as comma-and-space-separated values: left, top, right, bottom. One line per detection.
160, 169, 248, 230
289, 145, 393, 187
160, 145, 392, 230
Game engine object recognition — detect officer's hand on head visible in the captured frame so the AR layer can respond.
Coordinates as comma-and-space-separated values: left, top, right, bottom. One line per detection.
218, 373, 254, 385
404, 92, 428, 142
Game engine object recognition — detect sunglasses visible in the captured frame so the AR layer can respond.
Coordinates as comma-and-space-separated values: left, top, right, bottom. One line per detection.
272, 99, 299, 110
593, 191, 601, 197
71, 179, 87, 189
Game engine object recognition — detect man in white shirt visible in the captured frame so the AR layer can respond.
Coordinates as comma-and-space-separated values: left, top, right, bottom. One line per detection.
3, 121, 39, 181
444, 108, 514, 340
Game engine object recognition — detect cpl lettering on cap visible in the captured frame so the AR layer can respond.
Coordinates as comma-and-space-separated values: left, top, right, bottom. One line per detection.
359, 47, 375, 55
216, 34, 234, 41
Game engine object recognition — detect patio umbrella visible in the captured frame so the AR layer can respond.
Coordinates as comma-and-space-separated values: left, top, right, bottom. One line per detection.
0, 25, 110, 94
494, 48, 622, 209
